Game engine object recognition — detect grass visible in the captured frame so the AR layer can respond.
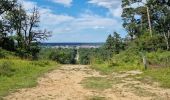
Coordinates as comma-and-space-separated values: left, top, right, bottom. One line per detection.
138, 67, 170, 88
88, 96, 106, 100
91, 63, 115, 75
133, 86, 156, 97
147, 51, 170, 67
92, 63, 170, 88
81, 77, 113, 90
123, 83, 156, 97
91, 51, 170, 88
0, 58, 59, 98
91, 63, 143, 75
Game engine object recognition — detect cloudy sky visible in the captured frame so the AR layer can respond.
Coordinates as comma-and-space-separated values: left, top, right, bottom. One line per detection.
20, 0, 126, 43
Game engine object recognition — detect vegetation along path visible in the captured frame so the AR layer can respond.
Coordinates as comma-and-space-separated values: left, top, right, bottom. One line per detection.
4, 65, 170, 100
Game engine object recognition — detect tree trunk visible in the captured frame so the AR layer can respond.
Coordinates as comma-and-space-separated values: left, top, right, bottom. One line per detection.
141, 52, 147, 70
146, 6, 152, 37
164, 31, 170, 51
168, 30, 170, 51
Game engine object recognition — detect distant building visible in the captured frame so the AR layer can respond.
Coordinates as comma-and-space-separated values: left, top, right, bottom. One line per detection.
41, 43, 104, 49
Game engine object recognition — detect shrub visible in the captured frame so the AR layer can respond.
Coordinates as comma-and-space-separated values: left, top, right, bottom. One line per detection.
79, 49, 88, 64
16, 48, 31, 59
0, 48, 15, 58
79, 48, 109, 65
0, 61, 15, 76
0, 49, 6, 58
131, 34, 166, 51
48, 48, 76, 64
0, 37, 15, 51
147, 51, 170, 67
31, 60, 50, 67
114, 46, 141, 65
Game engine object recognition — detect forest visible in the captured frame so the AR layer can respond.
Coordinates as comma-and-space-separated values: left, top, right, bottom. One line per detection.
0, 0, 170, 99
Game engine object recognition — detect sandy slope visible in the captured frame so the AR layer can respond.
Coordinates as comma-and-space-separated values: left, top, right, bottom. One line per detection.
4, 65, 170, 100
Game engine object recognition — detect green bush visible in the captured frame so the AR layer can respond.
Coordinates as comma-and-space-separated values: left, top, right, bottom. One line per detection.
0, 48, 15, 58
131, 34, 166, 51
46, 48, 76, 64
0, 61, 15, 76
114, 46, 141, 65
79, 50, 91, 64
0, 37, 15, 51
16, 48, 32, 59
79, 48, 110, 65
0, 49, 6, 58
147, 51, 170, 67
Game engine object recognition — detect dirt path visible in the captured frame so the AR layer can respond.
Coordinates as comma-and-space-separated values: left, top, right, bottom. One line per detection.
4, 65, 170, 100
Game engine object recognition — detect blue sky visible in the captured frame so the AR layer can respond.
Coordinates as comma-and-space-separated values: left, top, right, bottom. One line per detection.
20, 0, 126, 42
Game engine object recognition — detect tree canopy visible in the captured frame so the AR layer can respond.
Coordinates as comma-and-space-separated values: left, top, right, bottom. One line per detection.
0, 0, 51, 59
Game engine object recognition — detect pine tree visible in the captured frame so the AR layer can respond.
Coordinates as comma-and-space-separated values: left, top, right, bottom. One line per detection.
105, 34, 114, 57
113, 32, 121, 54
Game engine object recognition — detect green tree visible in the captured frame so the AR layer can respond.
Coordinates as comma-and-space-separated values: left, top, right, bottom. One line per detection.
4, 5, 27, 49
1, 0, 51, 58
105, 32, 124, 55
113, 32, 122, 54
152, 1, 170, 50
122, 0, 153, 38
0, 0, 17, 15
121, 0, 170, 51
21, 7, 51, 58
105, 34, 114, 56
0, 0, 17, 51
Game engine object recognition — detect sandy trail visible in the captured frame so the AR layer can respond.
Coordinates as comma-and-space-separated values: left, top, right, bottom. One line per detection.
4, 65, 170, 100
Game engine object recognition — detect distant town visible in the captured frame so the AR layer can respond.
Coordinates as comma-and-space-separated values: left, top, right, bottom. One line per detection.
41, 43, 104, 48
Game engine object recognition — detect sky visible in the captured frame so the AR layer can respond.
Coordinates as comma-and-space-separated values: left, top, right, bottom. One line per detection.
20, 0, 127, 43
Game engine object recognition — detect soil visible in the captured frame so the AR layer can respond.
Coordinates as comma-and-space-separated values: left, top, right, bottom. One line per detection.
4, 65, 170, 100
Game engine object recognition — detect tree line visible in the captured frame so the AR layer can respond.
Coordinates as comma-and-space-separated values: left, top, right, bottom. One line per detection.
0, 0, 51, 59
122, 0, 170, 50
105, 0, 170, 55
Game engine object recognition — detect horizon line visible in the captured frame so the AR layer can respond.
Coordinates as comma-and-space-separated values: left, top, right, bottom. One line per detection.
41, 42, 105, 43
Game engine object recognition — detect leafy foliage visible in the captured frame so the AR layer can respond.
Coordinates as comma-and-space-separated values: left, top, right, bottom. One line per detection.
104, 32, 125, 55
122, 0, 170, 50
0, 48, 15, 58
39, 48, 77, 64
0, 0, 51, 59
79, 48, 110, 65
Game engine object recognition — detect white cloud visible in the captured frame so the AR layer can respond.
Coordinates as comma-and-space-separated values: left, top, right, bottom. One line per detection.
19, 1, 118, 34
51, 0, 72, 7
49, 13, 119, 34
88, 0, 122, 17
18, 0, 74, 29
110, 5, 122, 18
18, 0, 37, 10
93, 26, 105, 29
88, 0, 119, 8
73, 14, 117, 29
18, 0, 123, 42
40, 8, 74, 26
